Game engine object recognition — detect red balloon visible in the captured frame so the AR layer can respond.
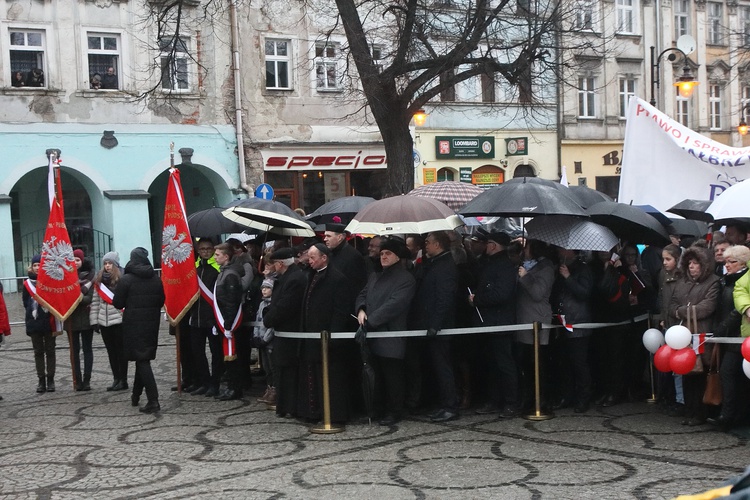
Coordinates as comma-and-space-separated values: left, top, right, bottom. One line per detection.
742, 337, 750, 362
654, 345, 675, 373
670, 348, 698, 375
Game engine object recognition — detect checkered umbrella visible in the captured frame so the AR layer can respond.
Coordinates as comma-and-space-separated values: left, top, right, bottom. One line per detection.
526, 215, 619, 252
408, 181, 484, 211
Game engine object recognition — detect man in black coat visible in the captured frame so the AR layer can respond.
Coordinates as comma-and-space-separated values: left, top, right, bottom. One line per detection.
189, 238, 223, 397
298, 243, 357, 422
324, 222, 368, 293
411, 231, 459, 422
470, 232, 519, 418
263, 247, 308, 418
113, 247, 165, 414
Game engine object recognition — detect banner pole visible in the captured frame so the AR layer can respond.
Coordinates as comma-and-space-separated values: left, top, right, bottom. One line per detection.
524, 322, 553, 421
311, 330, 344, 434
175, 322, 182, 395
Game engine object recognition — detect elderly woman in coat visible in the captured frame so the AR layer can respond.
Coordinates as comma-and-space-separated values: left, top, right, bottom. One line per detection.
113, 248, 165, 414
355, 238, 416, 426
669, 245, 720, 426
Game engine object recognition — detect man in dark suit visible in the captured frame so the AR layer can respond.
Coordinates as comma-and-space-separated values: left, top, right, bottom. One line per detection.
263, 247, 308, 417
298, 243, 357, 422
324, 222, 368, 293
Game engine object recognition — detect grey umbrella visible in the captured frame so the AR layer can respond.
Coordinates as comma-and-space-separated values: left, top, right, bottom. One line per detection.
306, 196, 376, 225
567, 185, 613, 209
526, 215, 619, 252
459, 177, 587, 218
667, 199, 714, 223
586, 201, 670, 245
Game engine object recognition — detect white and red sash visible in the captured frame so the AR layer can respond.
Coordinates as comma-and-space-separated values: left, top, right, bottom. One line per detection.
198, 278, 214, 304
211, 282, 243, 361
24, 279, 63, 334
95, 282, 115, 305
556, 314, 574, 333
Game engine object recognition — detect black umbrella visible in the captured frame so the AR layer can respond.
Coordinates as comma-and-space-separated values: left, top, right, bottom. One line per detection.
634, 204, 672, 226
187, 207, 247, 238
354, 325, 375, 425
667, 199, 714, 223
667, 219, 710, 239
306, 196, 376, 225
223, 198, 315, 237
459, 177, 587, 218
567, 185, 613, 209
586, 201, 670, 245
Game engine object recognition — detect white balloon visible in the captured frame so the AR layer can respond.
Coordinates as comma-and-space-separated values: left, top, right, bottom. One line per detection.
743, 359, 750, 380
665, 325, 692, 350
642, 328, 665, 354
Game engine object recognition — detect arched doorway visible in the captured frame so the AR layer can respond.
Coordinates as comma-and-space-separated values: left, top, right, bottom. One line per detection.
437, 167, 456, 182
513, 164, 536, 178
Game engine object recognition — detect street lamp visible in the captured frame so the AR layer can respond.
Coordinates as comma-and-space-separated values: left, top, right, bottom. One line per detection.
650, 46, 699, 107
738, 104, 750, 135
413, 108, 427, 127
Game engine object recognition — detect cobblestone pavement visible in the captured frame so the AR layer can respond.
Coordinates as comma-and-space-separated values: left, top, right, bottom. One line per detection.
1, 307, 749, 499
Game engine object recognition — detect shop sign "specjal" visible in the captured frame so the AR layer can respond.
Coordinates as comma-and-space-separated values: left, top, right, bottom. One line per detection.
262, 149, 388, 170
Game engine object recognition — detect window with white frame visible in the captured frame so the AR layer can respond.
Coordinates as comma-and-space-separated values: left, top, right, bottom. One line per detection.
159, 36, 190, 91
708, 2, 723, 44
619, 77, 636, 118
265, 39, 291, 90
742, 85, 750, 123
9, 29, 46, 88
315, 42, 340, 90
616, 0, 636, 34
574, 0, 596, 30
742, 7, 750, 47
674, 0, 690, 40
371, 44, 384, 73
578, 76, 596, 118
87, 33, 120, 90
675, 87, 690, 127
709, 84, 722, 130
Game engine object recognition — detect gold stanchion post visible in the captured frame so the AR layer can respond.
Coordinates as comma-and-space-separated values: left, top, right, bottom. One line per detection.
524, 322, 553, 421
311, 330, 344, 434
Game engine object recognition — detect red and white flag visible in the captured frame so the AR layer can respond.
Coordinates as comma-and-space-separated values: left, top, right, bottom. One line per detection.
161, 167, 198, 324
32, 154, 82, 321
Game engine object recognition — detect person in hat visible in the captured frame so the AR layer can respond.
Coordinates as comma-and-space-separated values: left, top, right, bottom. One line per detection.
470, 231, 520, 418
355, 237, 416, 425
90, 251, 128, 391
254, 278, 276, 405
263, 247, 308, 418
113, 247, 165, 414
70, 249, 96, 391
23, 254, 56, 394
323, 220, 367, 293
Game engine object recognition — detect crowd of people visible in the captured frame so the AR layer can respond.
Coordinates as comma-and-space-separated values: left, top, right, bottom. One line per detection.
11, 218, 750, 430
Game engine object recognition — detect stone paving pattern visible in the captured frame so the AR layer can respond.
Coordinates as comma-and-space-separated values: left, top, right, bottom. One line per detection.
1, 294, 749, 499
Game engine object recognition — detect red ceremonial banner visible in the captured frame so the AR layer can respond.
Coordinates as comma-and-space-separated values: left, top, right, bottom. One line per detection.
34, 176, 83, 321
161, 167, 198, 324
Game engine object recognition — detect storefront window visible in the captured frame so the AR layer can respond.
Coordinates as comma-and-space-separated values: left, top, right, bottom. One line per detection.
437, 168, 455, 181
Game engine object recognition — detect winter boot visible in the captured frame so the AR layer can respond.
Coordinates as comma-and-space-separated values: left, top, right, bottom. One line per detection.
81, 376, 91, 391
257, 385, 271, 403
46, 376, 55, 392
36, 377, 46, 394
264, 386, 277, 405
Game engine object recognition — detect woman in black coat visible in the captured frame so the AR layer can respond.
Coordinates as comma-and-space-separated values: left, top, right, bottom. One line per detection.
113, 247, 165, 414
356, 238, 416, 425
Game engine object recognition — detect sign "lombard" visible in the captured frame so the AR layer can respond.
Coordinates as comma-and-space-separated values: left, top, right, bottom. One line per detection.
435, 136, 495, 159
261, 148, 388, 170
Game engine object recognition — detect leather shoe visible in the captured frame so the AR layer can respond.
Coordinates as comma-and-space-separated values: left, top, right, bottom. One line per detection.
139, 401, 160, 414
707, 415, 732, 430
218, 389, 242, 401
378, 414, 400, 426
112, 380, 128, 391
475, 404, 499, 415
190, 386, 208, 396
131, 394, 140, 407
430, 409, 458, 422
205, 387, 219, 398
106, 381, 118, 392
498, 406, 520, 419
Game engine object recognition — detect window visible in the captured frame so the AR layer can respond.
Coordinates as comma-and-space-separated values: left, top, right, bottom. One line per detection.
709, 84, 722, 130
616, 0, 636, 34
742, 86, 750, 124
578, 77, 596, 118
675, 87, 690, 127
87, 33, 120, 90
708, 2, 723, 44
742, 7, 750, 47
371, 44, 384, 73
674, 0, 690, 39
619, 78, 636, 118
440, 70, 456, 102
9, 29, 46, 88
159, 36, 190, 91
265, 39, 291, 90
437, 168, 455, 181
315, 43, 340, 90
574, 0, 596, 30
481, 73, 496, 102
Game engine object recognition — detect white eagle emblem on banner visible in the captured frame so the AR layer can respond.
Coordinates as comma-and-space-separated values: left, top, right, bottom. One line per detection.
161, 224, 193, 268
41, 237, 75, 281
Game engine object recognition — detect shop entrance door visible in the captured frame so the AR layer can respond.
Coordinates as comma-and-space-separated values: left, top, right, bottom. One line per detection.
274, 189, 298, 210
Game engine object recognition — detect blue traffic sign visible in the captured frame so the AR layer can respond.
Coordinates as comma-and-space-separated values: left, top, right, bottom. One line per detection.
255, 183, 274, 200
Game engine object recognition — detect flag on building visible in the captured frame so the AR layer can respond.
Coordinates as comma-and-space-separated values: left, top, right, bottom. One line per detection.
161, 167, 198, 324
30, 153, 82, 321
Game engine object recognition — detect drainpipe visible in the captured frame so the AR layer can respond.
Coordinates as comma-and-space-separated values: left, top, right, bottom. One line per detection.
230, 0, 251, 194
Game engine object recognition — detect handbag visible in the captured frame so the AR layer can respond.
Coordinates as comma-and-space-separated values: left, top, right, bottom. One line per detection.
703, 344, 723, 405
687, 305, 705, 375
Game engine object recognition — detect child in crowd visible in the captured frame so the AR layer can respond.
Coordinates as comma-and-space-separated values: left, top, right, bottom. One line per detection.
254, 279, 276, 405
